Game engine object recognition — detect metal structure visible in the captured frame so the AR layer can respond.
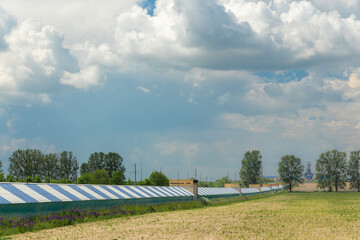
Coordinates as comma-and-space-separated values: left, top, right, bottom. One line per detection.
198, 187, 239, 198
304, 162, 314, 181
0, 182, 285, 215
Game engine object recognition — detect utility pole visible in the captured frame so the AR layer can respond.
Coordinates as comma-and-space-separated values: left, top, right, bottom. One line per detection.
134, 163, 137, 185
195, 169, 197, 179
141, 163, 143, 182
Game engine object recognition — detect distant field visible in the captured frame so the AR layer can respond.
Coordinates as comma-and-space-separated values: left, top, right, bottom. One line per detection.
293, 182, 355, 192
11, 192, 360, 240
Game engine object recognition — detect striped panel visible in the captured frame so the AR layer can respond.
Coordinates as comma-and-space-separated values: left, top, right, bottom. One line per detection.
24, 184, 61, 202
260, 187, 272, 192
241, 188, 260, 194
198, 187, 239, 196
0, 185, 26, 203
1, 184, 38, 203
0, 183, 194, 205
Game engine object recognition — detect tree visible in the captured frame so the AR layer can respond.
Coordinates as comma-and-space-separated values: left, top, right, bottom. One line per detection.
239, 150, 262, 187
88, 152, 106, 173
58, 151, 78, 181
278, 155, 304, 192
43, 153, 59, 181
78, 172, 92, 184
105, 152, 125, 178
112, 170, 126, 185
0, 159, 2, 173
91, 169, 110, 184
6, 174, 14, 182
348, 150, 360, 192
148, 171, 169, 186
8, 149, 44, 180
215, 176, 231, 187
315, 150, 347, 192
80, 162, 90, 175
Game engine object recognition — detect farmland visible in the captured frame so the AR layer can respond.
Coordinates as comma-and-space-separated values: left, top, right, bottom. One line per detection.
10, 192, 360, 240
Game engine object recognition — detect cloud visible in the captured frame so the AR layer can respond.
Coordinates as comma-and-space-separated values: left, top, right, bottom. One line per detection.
155, 141, 199, 158
0, 0, 136, 45
0, 12, 108, 105
61, 65, 105, 90
108, 0, 360, 71
217, 92, 231, 105
136, 86, 150, 94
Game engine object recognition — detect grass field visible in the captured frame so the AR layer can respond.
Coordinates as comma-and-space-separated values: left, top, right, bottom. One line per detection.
8, 192, 360, 240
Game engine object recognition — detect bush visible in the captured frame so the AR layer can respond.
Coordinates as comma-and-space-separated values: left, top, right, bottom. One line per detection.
112, 170, 125, 185
200, 197, 210, 206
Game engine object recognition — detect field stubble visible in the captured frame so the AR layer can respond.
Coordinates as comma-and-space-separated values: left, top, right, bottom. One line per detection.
11, 192, 360, 240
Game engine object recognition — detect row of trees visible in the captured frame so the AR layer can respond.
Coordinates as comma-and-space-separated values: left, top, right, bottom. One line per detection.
0, 149, 171, 186
238, 149, 360, 193
6, 149, 79, 182
79, 152, 126, 185
276, 150, 360, 192
315, 150, 360, 192
80, 152, 125, 178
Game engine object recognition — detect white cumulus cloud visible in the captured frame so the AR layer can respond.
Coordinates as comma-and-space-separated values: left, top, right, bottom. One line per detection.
61, 65, 105, 90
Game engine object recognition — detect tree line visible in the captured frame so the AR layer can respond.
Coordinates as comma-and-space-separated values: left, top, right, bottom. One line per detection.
277, 149, 360, 192
0, 149, 79, 183
240, 149, 360, 192
78, 152, 126, 185
0, 149, 170, 186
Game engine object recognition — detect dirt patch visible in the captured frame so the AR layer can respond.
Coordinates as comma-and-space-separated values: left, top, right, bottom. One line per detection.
293, 182, 356, 192
292, 183, 318, 192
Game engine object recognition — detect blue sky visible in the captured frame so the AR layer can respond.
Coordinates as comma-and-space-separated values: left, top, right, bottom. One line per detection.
1, 0, 360, 181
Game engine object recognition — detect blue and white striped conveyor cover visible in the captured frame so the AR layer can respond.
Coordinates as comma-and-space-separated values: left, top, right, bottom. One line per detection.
241, 185, 285, 194
198, 187, 239, 196
260, 187, 272, 192
0, 183, 193, 204
241, 188, 260, 194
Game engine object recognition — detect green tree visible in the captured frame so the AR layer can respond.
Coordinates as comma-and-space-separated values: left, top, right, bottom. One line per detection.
88, 152, 106, 173
112, 170, 126, 185
0, 159, 2, 173
8, 149, 44, 180
215, 176, 231, 187
33, 175, 42, 183
315, 150, 347, 192
239, 150, 262, 187
105, 152, 125, 178
91, 169, 110, 184
6, 174, 14, 182
58, 151, 78, 181
148, 171, 169, 186
80, 162, 90, 175
348, 150, 360, 192
43, 153, 59, 181
278, 155, 304, 192
78, 172, 92, 184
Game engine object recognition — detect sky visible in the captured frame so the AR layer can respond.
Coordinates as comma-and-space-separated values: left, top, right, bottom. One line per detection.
0, 0, 360, 181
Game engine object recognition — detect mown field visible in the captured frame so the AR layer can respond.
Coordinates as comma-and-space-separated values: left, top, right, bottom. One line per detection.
8, 192, 360, 240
